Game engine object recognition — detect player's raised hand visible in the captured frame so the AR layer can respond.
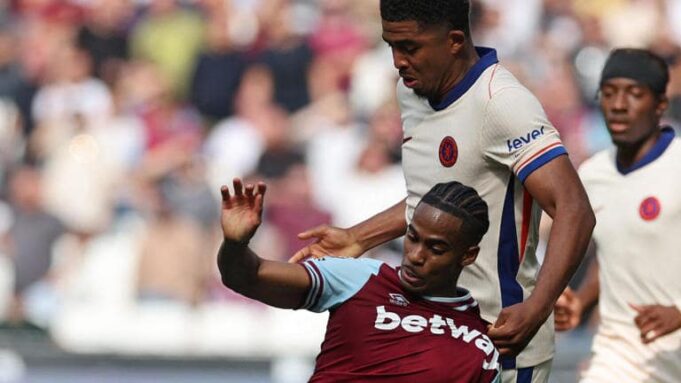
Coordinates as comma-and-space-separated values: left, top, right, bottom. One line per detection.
554, 288, 583, 331
220, 178, 267, 243
630, 303, 681, 344
288, 225, 363, 263
488, 300, 547, 356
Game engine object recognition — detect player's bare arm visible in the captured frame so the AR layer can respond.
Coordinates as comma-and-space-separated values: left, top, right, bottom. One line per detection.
488, 155, 595, 356
288, 199, 408, 263
555, 257, 600, 331
218, 178, 310, 309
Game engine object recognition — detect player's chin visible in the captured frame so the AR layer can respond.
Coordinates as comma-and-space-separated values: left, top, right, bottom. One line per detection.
398, 272, 427, 293
412, 88, 429, 100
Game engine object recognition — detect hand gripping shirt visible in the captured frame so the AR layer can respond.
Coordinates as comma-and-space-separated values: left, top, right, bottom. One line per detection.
300, 257, 501, 383
398, 47, 567, 369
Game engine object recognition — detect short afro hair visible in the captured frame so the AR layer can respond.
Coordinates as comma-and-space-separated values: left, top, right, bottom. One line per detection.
380, 0, 471, 36
419, 181, 489, 247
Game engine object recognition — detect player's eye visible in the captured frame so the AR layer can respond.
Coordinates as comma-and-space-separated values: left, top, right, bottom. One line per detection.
628, 87, 645, 98
404, 46, 418, 54
406, 229, 418, 242
430, 246, 446, 255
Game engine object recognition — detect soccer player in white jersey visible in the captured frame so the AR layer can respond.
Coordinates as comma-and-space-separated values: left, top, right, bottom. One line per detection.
554, 49, 681, 382
289, 1, 595, 382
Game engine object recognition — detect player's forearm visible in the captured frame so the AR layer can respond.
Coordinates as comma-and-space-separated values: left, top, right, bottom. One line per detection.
575, 258, 599, 311
348, 198, 408, 252
530, 198, 596, 318
217, 239, 262, 294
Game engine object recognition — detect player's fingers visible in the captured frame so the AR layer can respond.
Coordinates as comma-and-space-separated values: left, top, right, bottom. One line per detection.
629, 302, 645, 313
244, 183, 255, 199
254, 193, 264, 216
257, 182, 267, 199
288, 247, 311, 263
309, 243, 334, 258
298, 225, 327, 240
233, 178, 244, 197
634, 312, 656, 329
220, 185, 231, 206
641, 325, 663, 344
487, 326, 512, 340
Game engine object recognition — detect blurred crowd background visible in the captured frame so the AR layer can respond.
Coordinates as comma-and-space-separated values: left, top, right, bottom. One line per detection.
0, 0, 680, 382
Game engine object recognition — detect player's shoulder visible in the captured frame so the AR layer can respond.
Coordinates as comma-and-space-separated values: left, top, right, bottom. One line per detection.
484, 64, 533, 99
667, 134, 681, 154
578, 148, 616, 179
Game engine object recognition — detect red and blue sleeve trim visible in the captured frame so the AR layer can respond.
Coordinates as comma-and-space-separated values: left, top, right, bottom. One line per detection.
517, 145, 567, 183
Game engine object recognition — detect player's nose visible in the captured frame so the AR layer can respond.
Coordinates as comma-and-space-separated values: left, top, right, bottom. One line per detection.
391, 49, 409, 71
406, 245, 426, 265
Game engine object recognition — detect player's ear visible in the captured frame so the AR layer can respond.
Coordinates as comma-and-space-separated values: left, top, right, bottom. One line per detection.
460, 245, 479, 267
447, 29, 465, 55
655, 94, 669, 117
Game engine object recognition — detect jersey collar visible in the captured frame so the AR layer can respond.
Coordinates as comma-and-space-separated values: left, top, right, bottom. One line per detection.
617, 126, 675, 175
428, 46, 499, 111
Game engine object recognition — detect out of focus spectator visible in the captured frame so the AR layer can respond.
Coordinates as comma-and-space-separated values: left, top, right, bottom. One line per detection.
130, 0, 204, 100
257, 154, 332, 261
30, 44, 113, 160
135, 180, 209, 306
77, 0, 133, 84
0, 22, 34, 138
3, 165, 64, 326
204, 64, 278, 190
190, 1, 248, 121
257, 0, 313, 113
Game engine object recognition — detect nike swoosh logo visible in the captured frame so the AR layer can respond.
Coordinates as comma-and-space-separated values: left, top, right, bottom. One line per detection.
402, 136, 413, 144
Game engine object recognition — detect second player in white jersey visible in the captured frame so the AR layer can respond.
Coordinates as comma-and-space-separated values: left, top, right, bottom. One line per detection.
578, 128, 681, 382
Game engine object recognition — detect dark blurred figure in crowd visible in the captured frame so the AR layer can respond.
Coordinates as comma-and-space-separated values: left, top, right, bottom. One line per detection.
190, 1, 248, 121
0, 20, 36, 138
257, 0, 313, 113
4, 165, 63, 325
77, 0, 134, 84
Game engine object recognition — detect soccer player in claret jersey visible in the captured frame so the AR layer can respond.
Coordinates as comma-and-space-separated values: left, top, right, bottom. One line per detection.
554, 49, 681, 382
218, 178, 500, 382
290, 1, 595, 381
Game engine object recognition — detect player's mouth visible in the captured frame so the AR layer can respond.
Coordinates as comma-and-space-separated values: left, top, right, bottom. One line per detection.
399, 266, 424, 287
401, 75, 418, 89
607, 119, 630, 133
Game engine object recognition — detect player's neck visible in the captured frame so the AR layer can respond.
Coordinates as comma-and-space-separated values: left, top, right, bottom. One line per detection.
616, 128, 662, 168
432, 44, 480, 104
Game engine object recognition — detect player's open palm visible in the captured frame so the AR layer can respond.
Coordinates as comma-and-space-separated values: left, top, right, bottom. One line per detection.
220, 178, 267, 243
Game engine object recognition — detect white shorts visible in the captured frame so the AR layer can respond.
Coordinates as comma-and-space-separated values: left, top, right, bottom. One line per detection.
580, 328, 681, 383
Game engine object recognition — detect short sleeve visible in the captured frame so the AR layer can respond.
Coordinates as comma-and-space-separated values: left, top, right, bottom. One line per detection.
300, 257, 383, 313
481, 86, 567, 183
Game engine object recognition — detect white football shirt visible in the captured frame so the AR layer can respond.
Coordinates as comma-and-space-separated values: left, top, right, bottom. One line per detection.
579, 128, 681, 382
398, 47, 566, 369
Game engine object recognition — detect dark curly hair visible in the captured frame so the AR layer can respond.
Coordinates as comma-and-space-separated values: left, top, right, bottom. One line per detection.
380, 0, 471, 36
420, 181, 489, 247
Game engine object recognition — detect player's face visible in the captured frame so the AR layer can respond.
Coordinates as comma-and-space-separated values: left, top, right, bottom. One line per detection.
599, 78, 668, 148
400, 203, 478, 297
381, 19, 459, 100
